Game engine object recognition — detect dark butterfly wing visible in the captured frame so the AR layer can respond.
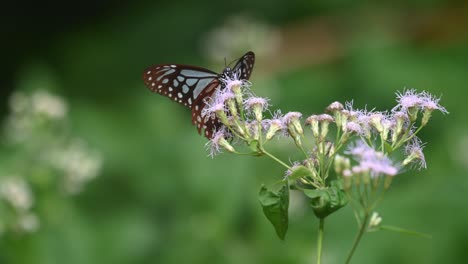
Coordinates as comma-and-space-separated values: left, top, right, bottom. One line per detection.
195, 52, 255, 138
231, 51, 255, 80
143, 64, 222, 138
191, 80, 222, 138
143, 51, 255, 139
142, 64, 218, 108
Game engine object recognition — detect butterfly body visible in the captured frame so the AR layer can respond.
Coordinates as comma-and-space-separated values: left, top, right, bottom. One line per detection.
143, 51, 255, 138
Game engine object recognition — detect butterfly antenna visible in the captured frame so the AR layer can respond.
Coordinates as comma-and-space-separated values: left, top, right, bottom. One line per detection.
227, 56, 238, 67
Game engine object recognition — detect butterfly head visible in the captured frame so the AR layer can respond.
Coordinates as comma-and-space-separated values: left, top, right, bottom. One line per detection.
221, 67, 233, 78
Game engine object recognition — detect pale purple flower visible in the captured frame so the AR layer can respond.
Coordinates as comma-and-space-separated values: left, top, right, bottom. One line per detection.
356, 111, 371, 126
244, 97, 269, 111
326, 101, 344, 112
395, 89, 423, 110
344, 101, 362, 120
263, 111, 287, 139
404, 138, 427, 169
394, 89, 448, 114
346, 141, 399, 177
317, 114, 334, 123
345, 121, 362, 134
202, 89, 235, 116
221, 75, 251, 93
244, 97, 269, 121
205, 129, 233, 157
393, 111, 409, 122
283, 112, 302, 125
283, 111, 303, 136
202, 102, 225, 117
345, 101, 373, 127
420, 91, 448, 114
305, 115, 319, 125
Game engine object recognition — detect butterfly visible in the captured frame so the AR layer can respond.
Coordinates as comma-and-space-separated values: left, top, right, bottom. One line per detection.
142, 51, 255, 139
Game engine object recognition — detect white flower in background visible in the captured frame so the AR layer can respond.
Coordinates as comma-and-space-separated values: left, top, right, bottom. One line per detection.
17, 213, 40, 233
202, 15, 281, 63
4, 90, 69, 143
0, 177, 33, 211
47, 139, 102, 194
31, 90, 68, 119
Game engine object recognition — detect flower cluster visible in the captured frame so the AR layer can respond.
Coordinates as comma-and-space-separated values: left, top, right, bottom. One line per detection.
202, 77, 447, 246
0, 90, 102, 236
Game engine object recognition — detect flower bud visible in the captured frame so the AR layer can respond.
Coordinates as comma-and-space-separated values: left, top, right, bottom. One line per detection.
342, 169, 353, 190
225, 79, 244, 108
370, 113, 384, 133
421, 109, 432, 127
245, 97, 269, 122
368, 212, 382, 229
340, 110, 351, 131
326, 101, 344, 113
334, 155, 351, 175
215, 109, 229, 125
392, 111, 407, 143
381, 119, 393, 142
265, 119, 284, 140
218, 137, 235, 153
207, 130, 235, 157
407, 107, 419, 122
305, 115, 319, 138
247, 122, 260, 141
283, 112, 303, 147
403, 140, 426, 169
318, 114, 334, 141
226, 98, 238, 117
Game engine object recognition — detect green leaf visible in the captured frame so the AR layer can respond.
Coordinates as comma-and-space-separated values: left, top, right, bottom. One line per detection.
248, 140, 259, 152
384, 141, 393, 153
303, 180, 347, 218
287, 165, 312, 181
258, 184, 289, 240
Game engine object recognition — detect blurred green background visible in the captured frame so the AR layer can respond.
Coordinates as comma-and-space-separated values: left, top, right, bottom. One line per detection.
1, 0, 467, 263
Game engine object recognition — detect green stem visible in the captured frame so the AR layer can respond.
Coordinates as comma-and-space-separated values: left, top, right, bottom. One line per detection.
380, 225, 432, 239
317, 218, 325, 264
345, 212, 369, 264
261, 149, 291, 169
